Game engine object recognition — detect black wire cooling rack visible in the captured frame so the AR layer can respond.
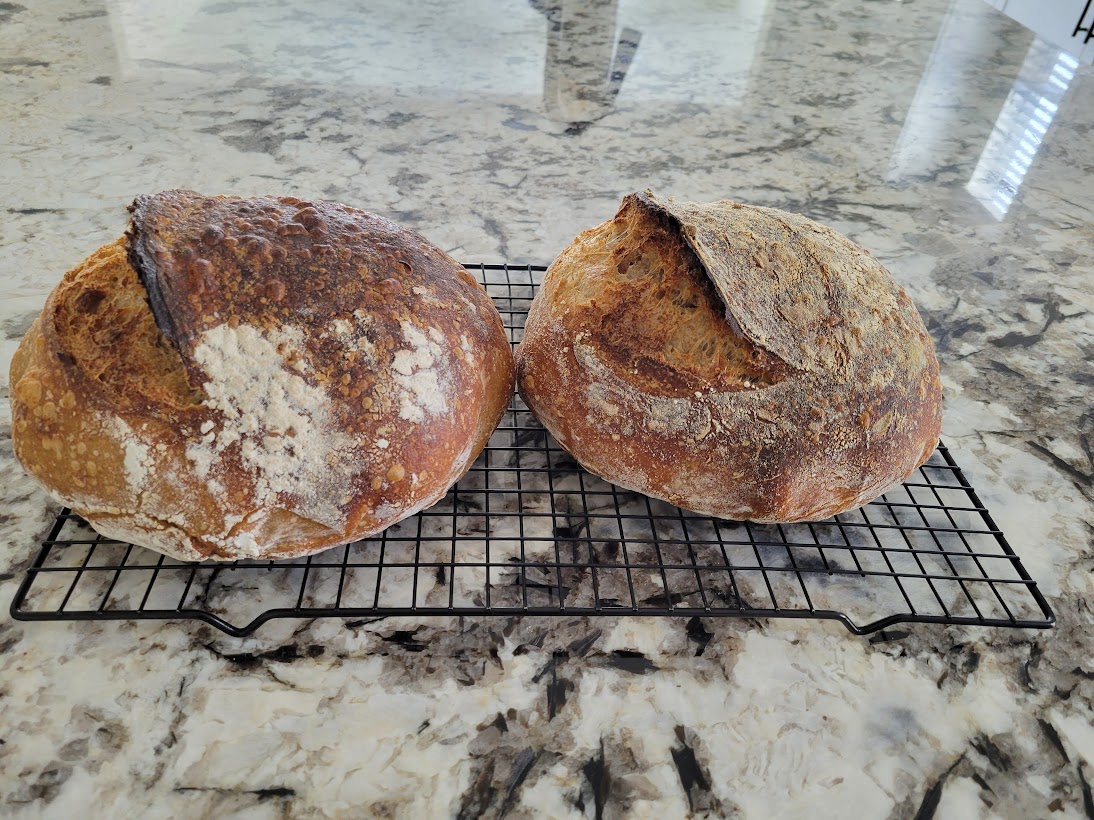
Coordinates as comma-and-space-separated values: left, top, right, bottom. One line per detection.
9, 264, 1055, 637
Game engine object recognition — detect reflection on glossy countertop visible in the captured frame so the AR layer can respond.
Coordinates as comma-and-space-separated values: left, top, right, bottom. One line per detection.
0, 1, 1092, 818
1, 0, 1089, 257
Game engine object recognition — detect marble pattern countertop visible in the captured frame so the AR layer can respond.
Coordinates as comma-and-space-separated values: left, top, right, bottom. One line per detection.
1, 0, 1092, 817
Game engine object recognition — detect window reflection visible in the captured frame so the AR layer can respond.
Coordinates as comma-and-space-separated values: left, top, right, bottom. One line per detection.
885, 0, 1026, 186
965, 43, 1076, 220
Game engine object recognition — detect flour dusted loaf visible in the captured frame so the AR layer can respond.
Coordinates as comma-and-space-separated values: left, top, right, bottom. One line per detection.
516, 192, 942, 522
10, 191, 514, 560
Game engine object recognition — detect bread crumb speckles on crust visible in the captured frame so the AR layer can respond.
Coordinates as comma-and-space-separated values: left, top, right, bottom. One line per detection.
391, 321, 450, 423
189, 322, 358, 530
110, 417, 154, 493
516, 192, 943, 523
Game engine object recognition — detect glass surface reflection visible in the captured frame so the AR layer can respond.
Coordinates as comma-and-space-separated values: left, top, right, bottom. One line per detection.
539, 0, 770, 125
966, 43, 1078, 219
540, 0, 638, 124
886, 0, 1026, 186
887, 0, 1083, 222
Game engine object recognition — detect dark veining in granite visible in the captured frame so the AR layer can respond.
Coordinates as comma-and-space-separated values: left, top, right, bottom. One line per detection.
1, 0, 1092, 816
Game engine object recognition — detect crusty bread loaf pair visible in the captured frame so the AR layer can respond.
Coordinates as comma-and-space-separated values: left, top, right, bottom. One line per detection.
11, 189, 942, 561
516, 192, 942, 522
10, 192, 513, 560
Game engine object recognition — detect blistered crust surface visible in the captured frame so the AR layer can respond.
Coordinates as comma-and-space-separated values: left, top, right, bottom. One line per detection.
11, 192, 515, 560
516, 193, 943, 522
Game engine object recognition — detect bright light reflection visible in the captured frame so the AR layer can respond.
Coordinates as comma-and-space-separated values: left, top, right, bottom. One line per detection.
966, 41, 1073, 220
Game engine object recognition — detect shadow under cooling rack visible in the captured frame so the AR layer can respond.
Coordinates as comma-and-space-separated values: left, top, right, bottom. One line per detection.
9, 264, 1055, 637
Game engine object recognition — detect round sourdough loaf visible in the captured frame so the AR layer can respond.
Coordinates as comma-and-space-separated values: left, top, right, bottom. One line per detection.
515, 191, 942, 522
10, 191, 514, 560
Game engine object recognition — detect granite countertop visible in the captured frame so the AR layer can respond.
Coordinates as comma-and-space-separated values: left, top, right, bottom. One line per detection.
2, 0, 1092, 817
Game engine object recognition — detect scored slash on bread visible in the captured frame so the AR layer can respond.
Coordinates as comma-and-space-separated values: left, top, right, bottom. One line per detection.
515, 191, 942, 522
10, 191, 515, 561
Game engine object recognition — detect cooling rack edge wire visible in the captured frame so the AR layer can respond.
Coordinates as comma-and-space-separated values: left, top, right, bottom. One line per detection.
8, 263, 1056, 637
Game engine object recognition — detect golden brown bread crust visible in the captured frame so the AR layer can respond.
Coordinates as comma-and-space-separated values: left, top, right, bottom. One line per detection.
515, 192, 942, 522
11, 192, 514, 560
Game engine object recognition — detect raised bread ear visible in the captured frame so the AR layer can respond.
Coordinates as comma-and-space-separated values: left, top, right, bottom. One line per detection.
126, 190, 479, 391
630, 191, 901, 376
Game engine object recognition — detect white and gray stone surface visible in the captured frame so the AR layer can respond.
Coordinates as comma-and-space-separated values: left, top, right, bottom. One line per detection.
1, 0, 1092, 817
